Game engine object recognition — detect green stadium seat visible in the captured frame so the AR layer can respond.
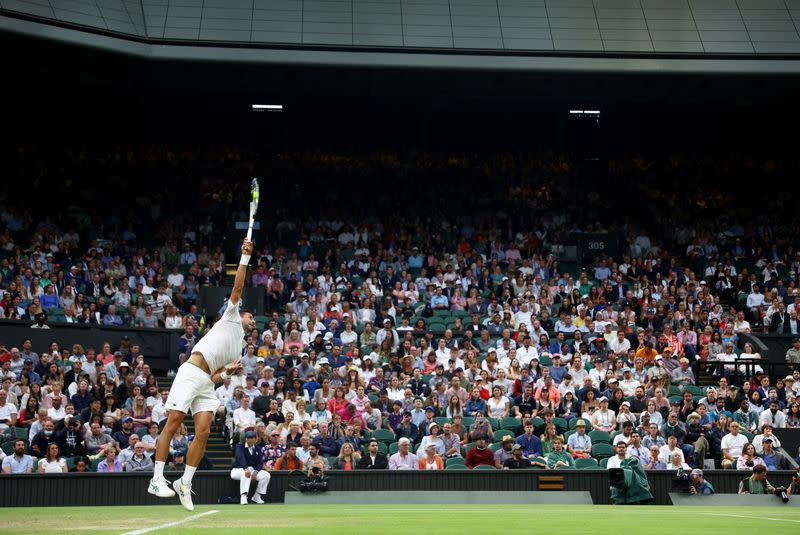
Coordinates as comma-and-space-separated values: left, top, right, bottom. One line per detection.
499, 417, 521, 433
591, 443, 614, 460
446, 464, 469, 470
530, 417, 545, 430
668, 385, 682, 397
685, 385, 704, 397
15, 428, 29, 440
90, 458, 103, 471
327, 456, 339, 468
668, 395, 683, 405
576, 457, 598, 469
433, 310, 451, 317
460, 417, 475, 428
32, 458, 38, 472
487, 418, 500, 429
66, 457, 76, 471
588, 430, 612, 444
553, 417, 569, 433
472, 464, 496, 470
463, 442, 476, 455
136, 428, 148, 438
599, 458, 609, 469
742, 431, 755, 443
372, 429, 395, 445
389, 442, 400, 455
490, 442, 503, 453
445, 457, 466, 468
539, 355, 552, 366
563, 430, 575, 442
433, 417, 450, 426
430, 324, 446, 335
492, 429, 516, 442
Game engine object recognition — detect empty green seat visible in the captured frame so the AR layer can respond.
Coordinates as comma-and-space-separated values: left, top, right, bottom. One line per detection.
591, 443, 614, 460
372, 429, 395, 444
472, 464, 496, 470
576, 457, 598, 469
588, 430, 612, 444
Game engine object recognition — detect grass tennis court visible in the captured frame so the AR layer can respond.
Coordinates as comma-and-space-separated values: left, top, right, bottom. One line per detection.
1, 504, 799, 535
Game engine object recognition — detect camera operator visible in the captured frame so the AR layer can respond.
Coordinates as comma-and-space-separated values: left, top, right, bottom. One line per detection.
738, 464, 796, 497
688, 468, 715, 495
300, 458, 329, 493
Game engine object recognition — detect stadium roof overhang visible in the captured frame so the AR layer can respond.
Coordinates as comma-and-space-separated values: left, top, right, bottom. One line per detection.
3, 12, 800, 75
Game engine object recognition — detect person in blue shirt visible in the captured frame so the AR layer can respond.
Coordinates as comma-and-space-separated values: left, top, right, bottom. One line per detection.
516, 421, 543, 458
549, 355, 567, 384
430, 288, 449, 310
465, 388, 487, 417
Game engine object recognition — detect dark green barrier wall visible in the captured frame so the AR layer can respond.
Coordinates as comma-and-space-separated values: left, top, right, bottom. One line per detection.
1, 470, 797, 507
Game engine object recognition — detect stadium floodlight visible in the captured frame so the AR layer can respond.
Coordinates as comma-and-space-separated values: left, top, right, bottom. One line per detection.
569, 110, 584, 114
584, 110, 601, 115
252, 104, 283, 112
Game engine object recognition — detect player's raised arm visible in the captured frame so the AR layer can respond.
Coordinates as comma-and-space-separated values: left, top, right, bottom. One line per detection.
230, 239, 253, 306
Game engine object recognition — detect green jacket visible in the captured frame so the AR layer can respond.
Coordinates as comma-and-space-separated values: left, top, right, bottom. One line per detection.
546, 450, 575, 469
610, 457, 653, 504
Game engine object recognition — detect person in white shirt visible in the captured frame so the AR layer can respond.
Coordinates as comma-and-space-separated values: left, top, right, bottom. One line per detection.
665, 450, 691, 471
46, 396, 66, 423
516, 337, 539, 367
720, 422, 750, 469
758, 401, 786, 429
150, 390, 169, 425
232, 396, 256, 442
746, 285, 765, 324
608, 331, 631, 356
0, 390, 17, 432
605, 441, 629, 469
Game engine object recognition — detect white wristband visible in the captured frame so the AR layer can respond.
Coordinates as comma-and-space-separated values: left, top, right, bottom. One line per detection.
220, 371, 229, 380
240, 254, 251, 266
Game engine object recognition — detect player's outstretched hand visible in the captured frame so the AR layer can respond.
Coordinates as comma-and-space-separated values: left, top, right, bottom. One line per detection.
242, 240, 254, 255
225, 359, 242, 375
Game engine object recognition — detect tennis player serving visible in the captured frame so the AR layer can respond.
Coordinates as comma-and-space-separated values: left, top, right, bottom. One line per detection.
147, 236, 256, 510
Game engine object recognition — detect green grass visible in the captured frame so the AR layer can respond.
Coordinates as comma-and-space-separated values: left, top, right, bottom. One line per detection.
1, 504, 799, 535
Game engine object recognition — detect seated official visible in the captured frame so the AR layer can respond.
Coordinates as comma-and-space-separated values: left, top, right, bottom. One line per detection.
738, 464, 796, 495
689, 468, 715, 495
231, 430, 271, 505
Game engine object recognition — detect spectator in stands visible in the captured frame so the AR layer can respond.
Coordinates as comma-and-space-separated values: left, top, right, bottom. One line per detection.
83, 422, 114, 455
418, 442, 443, 470
389, 437, 417, 470
333, 442, 360, 470
736, 443, 765, 471
465, 436, 494, 469
356, 439, 388, 469
760, 437, 792, 471
125, 442, 154, 472
2, 439, 33, 474
30, 418, 56, 458
97, 444, 123, 473
231, 430, 270, 505
721, 421, 749, 469
517, 421, 543, 458
546, 436, 575, 469
606, 441, 630, 469
275, 442, 303, 472
0, 389, 18, 432
113, 416, 135, 449
567, 419, 593, 459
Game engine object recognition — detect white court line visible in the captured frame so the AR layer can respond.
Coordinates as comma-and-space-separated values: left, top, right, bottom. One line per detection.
120, 510, 220, 535
703, 513, 800, 524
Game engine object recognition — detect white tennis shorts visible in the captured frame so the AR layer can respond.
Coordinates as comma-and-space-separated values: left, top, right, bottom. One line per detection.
165, 363, 221, 415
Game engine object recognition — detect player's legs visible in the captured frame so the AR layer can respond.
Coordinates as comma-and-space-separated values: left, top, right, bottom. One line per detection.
148, 409, 185, 498
173, 410, 212, 511
185, 410, 212, 469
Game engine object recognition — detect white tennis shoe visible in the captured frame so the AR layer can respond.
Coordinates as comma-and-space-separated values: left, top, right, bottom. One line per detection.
147, 477, 176, 498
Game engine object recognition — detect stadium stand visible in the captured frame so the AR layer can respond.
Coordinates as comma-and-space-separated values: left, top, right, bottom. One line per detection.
1, 147, 799, 488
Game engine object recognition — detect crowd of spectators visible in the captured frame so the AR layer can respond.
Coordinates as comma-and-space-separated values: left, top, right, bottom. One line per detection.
1, 146, 800, 478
